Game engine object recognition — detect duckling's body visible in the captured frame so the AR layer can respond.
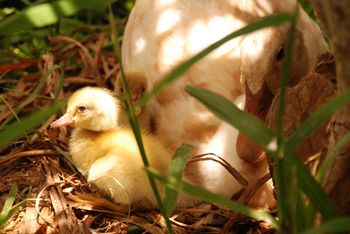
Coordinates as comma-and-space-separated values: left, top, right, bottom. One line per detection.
70, 127, 170, 207
51, 87, 196, 209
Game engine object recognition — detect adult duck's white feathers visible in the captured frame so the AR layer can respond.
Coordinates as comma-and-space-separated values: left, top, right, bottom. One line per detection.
122, 0, 247, 104
121, 0, 326, 209
122, 0, 325, 103
155, 94, 276, 208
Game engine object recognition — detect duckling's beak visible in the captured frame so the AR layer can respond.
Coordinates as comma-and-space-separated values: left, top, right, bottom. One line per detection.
50, 113, 74, 128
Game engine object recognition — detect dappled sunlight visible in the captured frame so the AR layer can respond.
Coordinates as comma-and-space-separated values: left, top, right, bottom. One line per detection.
134, 37, 146, 55
156, 9, 181, 34
122, 0, 255, 82
195, 95, 248, 197
160, 35, 185, 72
154, 0, 177, 7
242, 27, 275, 65
186, 21, 208, 55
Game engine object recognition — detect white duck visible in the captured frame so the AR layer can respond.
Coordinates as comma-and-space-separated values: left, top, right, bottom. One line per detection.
50, 87, 196, 209
121, 0, 325, 103
120, 0, 326, 208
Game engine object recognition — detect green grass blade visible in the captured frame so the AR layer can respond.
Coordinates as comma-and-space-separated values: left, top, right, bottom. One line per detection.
187, 84, 342, 221
0, 181, 18, 228
0, 101, 65, 148
108, 6, 174, 233
300, 217, 350, 234
275, 159, 299, 231
295, 191, 310, 232
316, 132, 350, 182
276, 8, 297, 140
163, 144, 193, 215
286, 89, 350, 151
141, 13, 292, 106
1, 64, 64, 127
0, 0, 116, 35
274, 8, 298, 231
147, 167, 279, 231
286, 152, 338, 220
185, 86, 274, 151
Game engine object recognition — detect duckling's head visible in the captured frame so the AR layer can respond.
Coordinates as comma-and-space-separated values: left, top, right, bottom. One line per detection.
51, 87, 120, 131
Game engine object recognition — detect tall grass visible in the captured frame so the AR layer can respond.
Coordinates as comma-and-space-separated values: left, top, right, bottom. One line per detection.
1, 1, 350, 233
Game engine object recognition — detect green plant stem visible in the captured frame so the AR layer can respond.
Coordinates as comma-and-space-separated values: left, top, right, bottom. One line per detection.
0, 101, 65, 148
0, 181, 18, 228
317, 132, 350, 182
108, 5, 174, 234
286, 88, 350, 151
274, 7, 298, 233
276, 8, 298, 143
147, 168, 279, 230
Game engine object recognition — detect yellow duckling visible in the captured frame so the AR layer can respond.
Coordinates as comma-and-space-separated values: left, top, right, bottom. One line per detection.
115, 70, 155, 132
50, 87, 195, 209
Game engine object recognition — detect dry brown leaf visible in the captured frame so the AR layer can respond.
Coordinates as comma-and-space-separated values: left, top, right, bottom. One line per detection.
266, 72, 335, 168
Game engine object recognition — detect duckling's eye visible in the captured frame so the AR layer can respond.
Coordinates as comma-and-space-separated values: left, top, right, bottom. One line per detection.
276, 48, 284, 61
77, 105, 87, 113
120, 87, 123, 93
141, 87, 146, 93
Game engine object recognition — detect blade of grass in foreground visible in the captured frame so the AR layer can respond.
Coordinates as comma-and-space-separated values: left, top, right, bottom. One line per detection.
147, 167, 279, 231
0, 101, 65, 148
186, 86, 338, 220
286, 152, 338, 220
185, 86, 274, 152
108, 6, 174, 233
316, 132, 350, 182
0, 181, 18, 228
141, 13, 292, 106
300, 217, 350, 234
0, 0, 116, 35
274, 7, 298, 230
163, 144, 193, 215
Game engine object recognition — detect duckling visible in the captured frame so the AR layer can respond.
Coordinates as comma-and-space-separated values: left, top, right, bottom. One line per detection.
115, 70, 155, 132
50, 87, 196, 209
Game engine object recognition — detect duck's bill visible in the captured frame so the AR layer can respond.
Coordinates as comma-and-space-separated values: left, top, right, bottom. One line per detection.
50, 113, 74, 128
